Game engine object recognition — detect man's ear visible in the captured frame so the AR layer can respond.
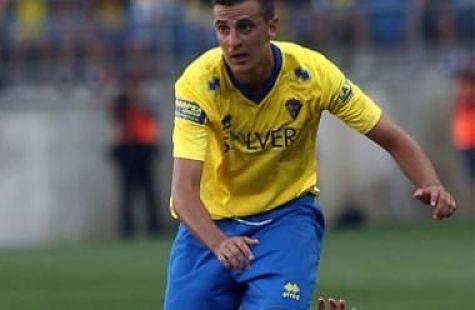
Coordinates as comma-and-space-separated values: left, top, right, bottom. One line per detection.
268, 16, 279, 40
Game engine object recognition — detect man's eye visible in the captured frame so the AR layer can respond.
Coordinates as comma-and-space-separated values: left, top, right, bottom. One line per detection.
237, 21, 254, 33
216, 25, 229, 34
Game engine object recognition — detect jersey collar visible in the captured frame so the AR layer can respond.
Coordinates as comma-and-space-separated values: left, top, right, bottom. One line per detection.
224, 43, 283, 104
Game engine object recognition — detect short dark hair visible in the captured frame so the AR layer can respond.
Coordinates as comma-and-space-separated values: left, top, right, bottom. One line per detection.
212, 0, 275, 21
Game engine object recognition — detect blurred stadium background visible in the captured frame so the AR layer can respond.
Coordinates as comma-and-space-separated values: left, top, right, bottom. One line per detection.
0, 0, 473, 309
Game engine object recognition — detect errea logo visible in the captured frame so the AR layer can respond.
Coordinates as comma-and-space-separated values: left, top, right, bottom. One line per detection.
294, 67, 311, 81
282, 282, 300, 301
208, 77, 219, 91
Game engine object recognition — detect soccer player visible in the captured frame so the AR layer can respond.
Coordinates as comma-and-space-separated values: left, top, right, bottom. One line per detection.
164, 0, 457, 309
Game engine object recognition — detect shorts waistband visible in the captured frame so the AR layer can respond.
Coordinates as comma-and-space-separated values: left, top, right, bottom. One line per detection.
220, 193, 317, 226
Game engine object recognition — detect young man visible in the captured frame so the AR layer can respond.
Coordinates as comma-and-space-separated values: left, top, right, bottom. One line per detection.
165, 0, 457, 309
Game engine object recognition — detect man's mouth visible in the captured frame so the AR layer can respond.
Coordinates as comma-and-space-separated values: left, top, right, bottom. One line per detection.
230, 53, 248, 63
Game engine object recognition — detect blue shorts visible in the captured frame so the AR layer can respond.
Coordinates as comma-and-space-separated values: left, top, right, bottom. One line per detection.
164, 194, 325, 310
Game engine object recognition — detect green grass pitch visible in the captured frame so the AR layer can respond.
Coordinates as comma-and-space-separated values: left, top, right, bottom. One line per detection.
0, 220, 472, 310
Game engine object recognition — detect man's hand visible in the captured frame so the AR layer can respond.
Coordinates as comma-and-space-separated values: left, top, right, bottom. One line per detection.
413, 185, 457, 220
318, 297, 346, 310
212, 236, 259, 272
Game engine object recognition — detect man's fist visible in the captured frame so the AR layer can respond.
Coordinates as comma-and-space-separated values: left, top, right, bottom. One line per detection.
317, 297, 346, 310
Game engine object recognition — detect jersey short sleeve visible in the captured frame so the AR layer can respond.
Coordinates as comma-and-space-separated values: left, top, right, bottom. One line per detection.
173, 76, 209, 161
320, 56, 382, 134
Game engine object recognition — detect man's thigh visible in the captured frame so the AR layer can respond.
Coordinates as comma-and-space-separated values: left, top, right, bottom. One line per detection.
164, 225, 242, 310
238, 206, 325, 309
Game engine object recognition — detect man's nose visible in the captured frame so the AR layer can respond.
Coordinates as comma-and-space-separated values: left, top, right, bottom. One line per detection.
226, 28, 242, 47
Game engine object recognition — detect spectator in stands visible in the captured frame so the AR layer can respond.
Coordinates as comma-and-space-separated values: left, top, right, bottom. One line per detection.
93, 0, 131, 73
312, 0, 370, 49
451, 64, 475, 186
366, 0, 408, 45
0, 0, 8, 50
0, 0, 9, 88
48, 0, 82, 81
453, 0, 474, 42
109, 78, 161, 237
10, 0, 51, 79
421, 0, 457, 45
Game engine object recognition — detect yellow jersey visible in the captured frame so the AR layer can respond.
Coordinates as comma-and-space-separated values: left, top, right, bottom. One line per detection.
172, 41, 381, 219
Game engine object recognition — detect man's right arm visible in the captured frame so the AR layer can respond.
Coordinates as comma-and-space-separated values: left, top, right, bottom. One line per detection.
172, 158, 258, 271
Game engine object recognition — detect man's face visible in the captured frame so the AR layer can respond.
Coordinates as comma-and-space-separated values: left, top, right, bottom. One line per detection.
213, 0, 278, 77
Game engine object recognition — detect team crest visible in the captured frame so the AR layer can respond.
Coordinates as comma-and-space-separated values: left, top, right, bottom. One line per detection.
285, 99, 302, 120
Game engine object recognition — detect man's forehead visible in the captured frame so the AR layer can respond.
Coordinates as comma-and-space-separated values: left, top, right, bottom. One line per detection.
214, 14, 259, 24
213, 1, 263, 22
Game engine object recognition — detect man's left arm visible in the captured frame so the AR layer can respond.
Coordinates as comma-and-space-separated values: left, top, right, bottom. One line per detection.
366, 114, 457, 220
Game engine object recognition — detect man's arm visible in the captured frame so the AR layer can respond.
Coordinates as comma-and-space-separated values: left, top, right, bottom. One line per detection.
366, 114, 457, 220
172, 158, 258, 271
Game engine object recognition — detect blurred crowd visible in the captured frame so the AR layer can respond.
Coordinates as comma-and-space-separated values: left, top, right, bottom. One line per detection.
0, 0, 195, 86
0, 0, 473, 87
287, 0, 474, 47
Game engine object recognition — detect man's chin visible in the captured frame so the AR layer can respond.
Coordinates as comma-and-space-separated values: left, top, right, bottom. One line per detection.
228, 62, 252, 77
